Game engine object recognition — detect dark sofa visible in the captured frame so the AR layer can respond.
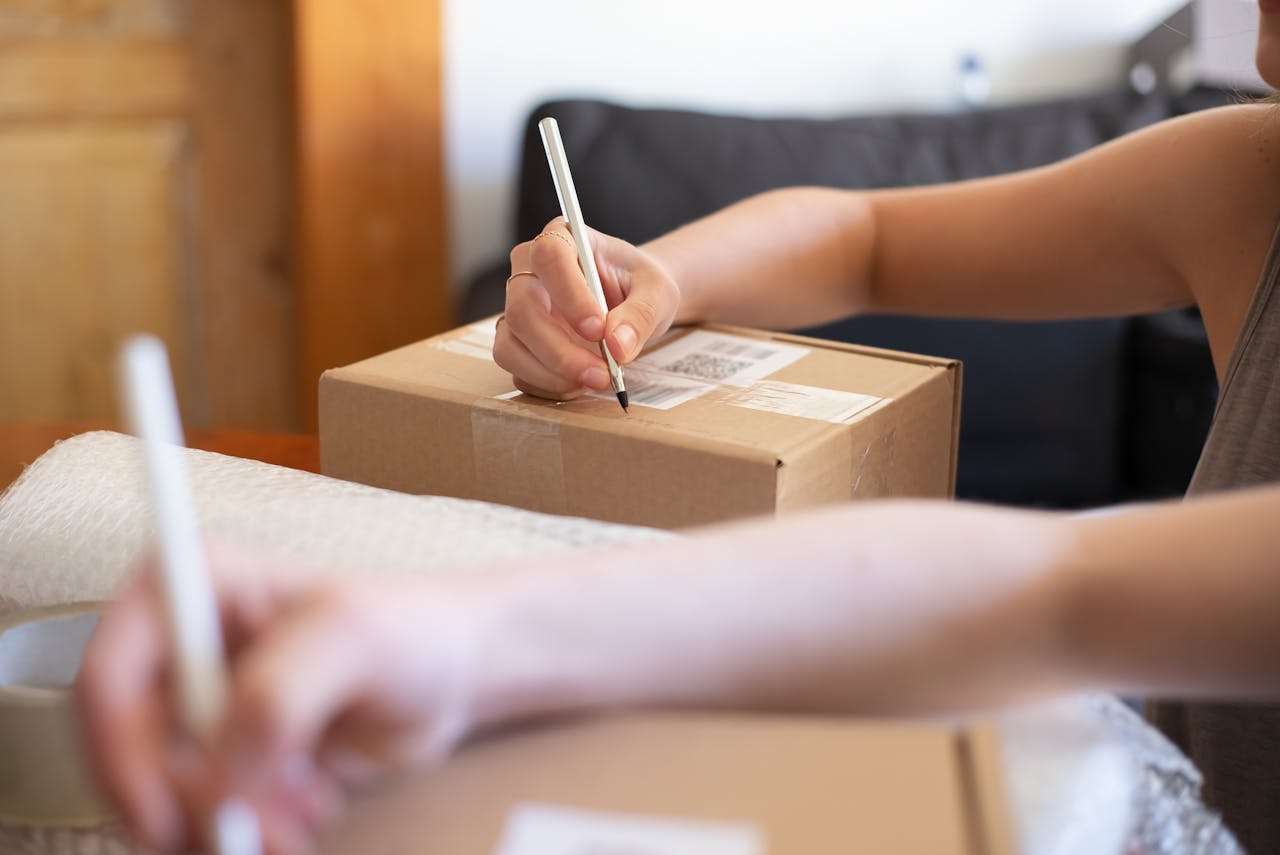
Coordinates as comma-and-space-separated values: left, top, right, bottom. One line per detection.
463, 90, 1231, 508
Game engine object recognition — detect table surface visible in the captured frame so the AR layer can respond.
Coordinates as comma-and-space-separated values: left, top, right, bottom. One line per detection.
0, 422, 320, 491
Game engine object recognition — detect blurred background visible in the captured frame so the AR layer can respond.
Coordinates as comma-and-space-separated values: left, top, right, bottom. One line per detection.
0, 0, 1264, 505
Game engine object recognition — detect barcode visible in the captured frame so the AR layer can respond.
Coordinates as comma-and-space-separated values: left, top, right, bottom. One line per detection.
703, 339, 779, 361
661, 353, 752, 382
628, 375, 700, 408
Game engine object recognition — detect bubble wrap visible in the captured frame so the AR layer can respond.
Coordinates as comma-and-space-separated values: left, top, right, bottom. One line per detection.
0, 432, 1246, 854
997, 694, 1243, 855
0, 431, 668, 617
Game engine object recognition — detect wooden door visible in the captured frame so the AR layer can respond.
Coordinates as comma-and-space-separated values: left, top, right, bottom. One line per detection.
0, 0, 451, 433
0, 0, 297, 430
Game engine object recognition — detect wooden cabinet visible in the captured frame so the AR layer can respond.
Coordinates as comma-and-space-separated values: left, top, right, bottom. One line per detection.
0, 0, 451, 432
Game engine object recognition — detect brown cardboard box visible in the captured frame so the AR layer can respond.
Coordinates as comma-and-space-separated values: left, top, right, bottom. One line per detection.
320, 320, 961, 529
318, 712, 1014, 855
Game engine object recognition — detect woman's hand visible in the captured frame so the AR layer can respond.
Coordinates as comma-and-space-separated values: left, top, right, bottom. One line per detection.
75, 548, 488, 855
494, 218, 681, 400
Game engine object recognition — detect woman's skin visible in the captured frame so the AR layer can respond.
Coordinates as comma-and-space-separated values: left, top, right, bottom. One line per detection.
77, 6, 1280, 853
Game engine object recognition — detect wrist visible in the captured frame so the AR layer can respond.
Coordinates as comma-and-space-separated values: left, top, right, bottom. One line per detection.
460, 570, 609, 737
642, 237, 707, 327
1041, 515, 1105, 693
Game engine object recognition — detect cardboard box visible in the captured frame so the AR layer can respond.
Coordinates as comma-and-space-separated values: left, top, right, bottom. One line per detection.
320, 320, 960, 529
318, 712, 1014, 855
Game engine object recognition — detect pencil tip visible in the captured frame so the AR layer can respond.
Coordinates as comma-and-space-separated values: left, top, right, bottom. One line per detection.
617, 390, 629, 412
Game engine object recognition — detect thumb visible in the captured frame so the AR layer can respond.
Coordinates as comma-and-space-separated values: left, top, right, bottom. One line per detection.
604, 267, 679, 364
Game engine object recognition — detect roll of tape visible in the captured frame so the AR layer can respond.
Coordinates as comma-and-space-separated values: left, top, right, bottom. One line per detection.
0, 602, 112, 827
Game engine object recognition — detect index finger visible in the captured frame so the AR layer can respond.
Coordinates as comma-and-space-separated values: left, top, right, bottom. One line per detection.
527, 218, 606, 341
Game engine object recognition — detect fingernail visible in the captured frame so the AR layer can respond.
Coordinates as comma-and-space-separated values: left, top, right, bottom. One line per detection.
580, 366, 609, 390
613, 324, 637, 359
580, 315, 604, 340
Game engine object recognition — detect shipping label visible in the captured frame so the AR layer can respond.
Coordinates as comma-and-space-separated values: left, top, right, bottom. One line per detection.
495, 804, 765, 855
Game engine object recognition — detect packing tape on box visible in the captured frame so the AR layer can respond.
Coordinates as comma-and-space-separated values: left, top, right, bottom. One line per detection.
471, 404, 568, 515
850, 429, 896, 499
0, 602, 111, 827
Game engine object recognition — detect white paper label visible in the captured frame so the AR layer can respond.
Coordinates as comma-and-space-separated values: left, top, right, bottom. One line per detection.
494, 804, 766, 855
607, 365, 717, 410
643, 330, 807, 387
432, 321, 498, 360
722, 380, 890, 424
588, 330, 810, 410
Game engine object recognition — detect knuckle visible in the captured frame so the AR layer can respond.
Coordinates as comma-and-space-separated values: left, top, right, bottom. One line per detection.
655, 273, 681, 308
502, 294, 532, 331
516, 377, 576, 401
628, 294, 661, 329
548, 347, 584, 381
504, 271, 545, 308
508, 242, 531, 269
491, 332, 514, 371
528, 233, 563, 269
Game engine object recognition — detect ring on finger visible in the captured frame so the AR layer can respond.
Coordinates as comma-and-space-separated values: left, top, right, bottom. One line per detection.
506, 270, 538, 287
534, 230, 576, 251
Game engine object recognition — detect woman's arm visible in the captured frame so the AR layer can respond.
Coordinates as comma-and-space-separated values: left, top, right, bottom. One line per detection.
661, 106, 1280, 338
76, 484, 1280, 851
468, 484, 1280, 730
500, 105, 1280, 396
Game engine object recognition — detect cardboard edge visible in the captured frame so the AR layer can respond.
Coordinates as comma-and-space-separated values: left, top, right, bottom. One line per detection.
945, 360, 964, 497
954, 724, 1018, 855
697, 322, 961, 371
321, 364, 478, 408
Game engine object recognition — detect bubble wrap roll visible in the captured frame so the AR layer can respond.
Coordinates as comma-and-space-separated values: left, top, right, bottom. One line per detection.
0, 431, 668, 619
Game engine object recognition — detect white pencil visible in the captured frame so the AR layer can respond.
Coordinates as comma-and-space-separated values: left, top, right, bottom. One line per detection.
118, 335, 262, 855
538, 116, 629, 411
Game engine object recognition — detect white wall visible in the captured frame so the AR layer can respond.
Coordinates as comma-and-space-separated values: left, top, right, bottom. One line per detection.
443, 0, 1197, 294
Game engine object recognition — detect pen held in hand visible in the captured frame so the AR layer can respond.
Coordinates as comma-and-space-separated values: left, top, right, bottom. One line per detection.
117, 335, 263, 855
538, 116, 629, 412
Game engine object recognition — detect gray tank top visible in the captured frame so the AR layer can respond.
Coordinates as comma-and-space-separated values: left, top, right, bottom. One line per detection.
1147, 219, 1280, 853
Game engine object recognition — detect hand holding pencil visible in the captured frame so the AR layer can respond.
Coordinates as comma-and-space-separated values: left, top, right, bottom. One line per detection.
493, 117, 682, 405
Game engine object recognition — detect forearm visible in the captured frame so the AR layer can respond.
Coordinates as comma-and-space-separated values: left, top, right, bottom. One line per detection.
1066, 484, 1280, 699
646, 187, 876, 330
465, 485, 1280, 734
466, 501, 1078, 730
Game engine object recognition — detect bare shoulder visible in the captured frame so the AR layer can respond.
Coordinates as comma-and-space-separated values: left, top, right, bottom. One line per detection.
1136, 103, 1280, 208
1074, 103, 1280, 237
1101, 103, 1280, 369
